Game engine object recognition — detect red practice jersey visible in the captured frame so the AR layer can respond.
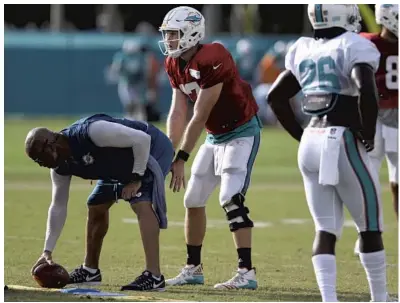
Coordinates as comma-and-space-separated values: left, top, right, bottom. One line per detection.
165, 43, 258, 135
361, 32, 398, 109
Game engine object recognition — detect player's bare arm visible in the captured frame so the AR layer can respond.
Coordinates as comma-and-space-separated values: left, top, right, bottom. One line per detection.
180, 82, 222, 154
170, 83, 222, 193
267, 70, 303, 141
31, 170, 71, 273
350, 63, 379, 151
166, 88, 188, 150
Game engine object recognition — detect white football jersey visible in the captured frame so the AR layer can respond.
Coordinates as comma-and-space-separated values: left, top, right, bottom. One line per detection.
285, 32, 380, 96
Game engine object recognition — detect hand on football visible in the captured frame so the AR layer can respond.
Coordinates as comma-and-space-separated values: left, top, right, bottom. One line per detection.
122, 181, 142, 200
170, 159, 186, 193
31, 251, 54, 275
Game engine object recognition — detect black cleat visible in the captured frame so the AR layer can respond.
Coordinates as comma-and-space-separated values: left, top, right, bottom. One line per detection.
121, 270, 165, 292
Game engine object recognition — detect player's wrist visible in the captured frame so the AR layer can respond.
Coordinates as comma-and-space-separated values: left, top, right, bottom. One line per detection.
131, 173, 144, 182
176, 149, 190, 162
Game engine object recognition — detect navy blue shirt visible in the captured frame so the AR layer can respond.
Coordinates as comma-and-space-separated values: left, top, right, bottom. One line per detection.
55, 114, 162, 183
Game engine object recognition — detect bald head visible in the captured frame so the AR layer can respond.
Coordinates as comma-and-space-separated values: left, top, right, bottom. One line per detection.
25, 127, 54, 157
25, 127, 69, 169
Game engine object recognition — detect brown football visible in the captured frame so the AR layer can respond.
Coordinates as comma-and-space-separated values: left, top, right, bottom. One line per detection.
32, 263, 69, 289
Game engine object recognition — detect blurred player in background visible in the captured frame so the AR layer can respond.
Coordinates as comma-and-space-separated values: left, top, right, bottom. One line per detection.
107, 40, 159, 121
159, 6, 261, 290
254, 49, 283, 125
233, 38, 258, 87
268, 4, 392, 302
27, 114, 174, 291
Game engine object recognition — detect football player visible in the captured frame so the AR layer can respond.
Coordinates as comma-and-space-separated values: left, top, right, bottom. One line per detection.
354, 4, 398, 256
159, 6, 261, 289
362, 4, 398, 220
27, 114, 174, 291
267, 5, 391, 302
107, 40, 149, 121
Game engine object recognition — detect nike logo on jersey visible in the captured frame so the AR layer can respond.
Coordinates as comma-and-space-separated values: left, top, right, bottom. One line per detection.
213, 63, 222, 70
86, 274, 101, 282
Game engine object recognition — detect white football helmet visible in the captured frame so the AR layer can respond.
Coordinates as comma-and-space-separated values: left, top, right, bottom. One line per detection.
376, 4, 398, 37
122, 40, 141, 54
159, 6, 205, 58
307, 4, 362, 33
236, 39, 252, 56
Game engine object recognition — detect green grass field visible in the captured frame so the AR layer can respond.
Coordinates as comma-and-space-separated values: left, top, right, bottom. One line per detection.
4, 118, 398, 302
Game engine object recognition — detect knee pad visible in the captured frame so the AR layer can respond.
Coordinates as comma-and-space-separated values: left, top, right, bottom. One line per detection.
222, 193, 254, 232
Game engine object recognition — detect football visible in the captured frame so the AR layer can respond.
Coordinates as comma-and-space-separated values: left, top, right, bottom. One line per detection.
32, 263, 69, 289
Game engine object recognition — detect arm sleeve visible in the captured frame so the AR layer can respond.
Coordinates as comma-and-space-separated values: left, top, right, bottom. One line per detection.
43, 169, 71, 252
88, 120, 151, 176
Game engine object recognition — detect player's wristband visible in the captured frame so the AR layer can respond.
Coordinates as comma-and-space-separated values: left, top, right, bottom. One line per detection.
176, 150, 190, 162
131, 173, 144, 182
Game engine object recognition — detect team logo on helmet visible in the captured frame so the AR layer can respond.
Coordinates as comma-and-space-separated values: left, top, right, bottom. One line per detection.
184, 12, 202, 24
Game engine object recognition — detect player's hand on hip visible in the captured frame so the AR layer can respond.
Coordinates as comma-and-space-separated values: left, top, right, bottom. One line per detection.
170, 159, 186, 193
31, 251, 54, 274
355, 131, 375, 152
363, 139, 375, 152
122, 181, 142, 200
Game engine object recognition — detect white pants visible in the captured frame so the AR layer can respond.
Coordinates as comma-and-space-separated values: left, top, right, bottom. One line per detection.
184, 134, 260, 208
369, 120, 398, 183
298, 127, 383, 238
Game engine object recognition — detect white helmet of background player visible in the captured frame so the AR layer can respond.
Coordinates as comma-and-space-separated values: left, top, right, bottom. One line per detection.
122, 40, 141, 54
376, 4, 398, 37
159, 6, 205, 58
236, 39, 252, 56
307, 4, 362, 33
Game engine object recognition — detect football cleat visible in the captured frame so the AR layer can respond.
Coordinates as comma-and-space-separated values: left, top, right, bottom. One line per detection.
165, 264, 204, 286
214, 268, 257, 290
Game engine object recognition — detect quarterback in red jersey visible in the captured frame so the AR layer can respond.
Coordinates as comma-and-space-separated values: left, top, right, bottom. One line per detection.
361, 4, 398, 220
159, 6, 261, 290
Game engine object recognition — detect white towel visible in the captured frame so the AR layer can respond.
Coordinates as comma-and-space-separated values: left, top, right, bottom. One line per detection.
319, 127, 346, 186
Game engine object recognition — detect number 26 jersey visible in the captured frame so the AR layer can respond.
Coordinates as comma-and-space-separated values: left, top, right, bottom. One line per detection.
285, 31, 380, 97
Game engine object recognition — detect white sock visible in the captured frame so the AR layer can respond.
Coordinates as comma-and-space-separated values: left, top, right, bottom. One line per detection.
83, 264, 98, 274
359, 250, 387, 302
312, 254, 338, 302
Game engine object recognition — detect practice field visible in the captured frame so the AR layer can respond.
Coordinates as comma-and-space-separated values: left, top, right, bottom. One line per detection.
4, 118, 398, 302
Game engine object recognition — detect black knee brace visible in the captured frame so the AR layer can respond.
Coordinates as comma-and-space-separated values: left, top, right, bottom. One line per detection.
223, 193, 254, 232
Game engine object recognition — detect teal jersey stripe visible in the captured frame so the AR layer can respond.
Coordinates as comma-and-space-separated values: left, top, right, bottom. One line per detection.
343, 130, 380, 231
241, 132, 261, 196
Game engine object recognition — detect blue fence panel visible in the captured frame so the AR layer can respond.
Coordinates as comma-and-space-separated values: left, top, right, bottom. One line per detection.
5, 31, 298, 117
